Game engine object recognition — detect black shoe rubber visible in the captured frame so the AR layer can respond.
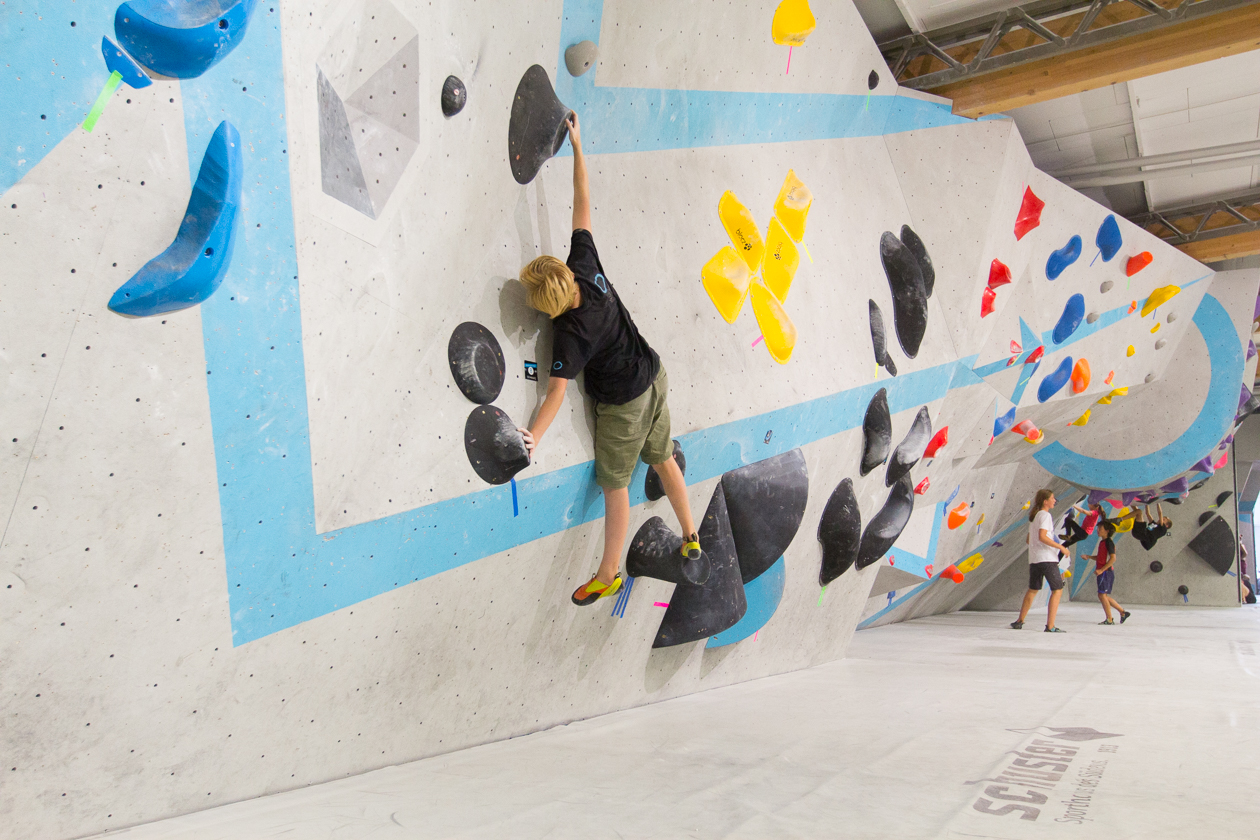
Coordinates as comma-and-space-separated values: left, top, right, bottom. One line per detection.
1010, 620, 1024, 629
1120, 611, 1131, 624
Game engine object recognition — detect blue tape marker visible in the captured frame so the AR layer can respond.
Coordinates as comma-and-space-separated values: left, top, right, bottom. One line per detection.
510, 477, 519, 517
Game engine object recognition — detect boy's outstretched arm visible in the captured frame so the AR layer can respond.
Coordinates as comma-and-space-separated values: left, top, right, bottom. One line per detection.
568, 114, 591, 232
521, 376, 568, 454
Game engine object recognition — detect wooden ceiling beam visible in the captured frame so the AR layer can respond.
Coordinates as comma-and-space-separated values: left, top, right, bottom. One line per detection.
929, 5, 1260, 119
1178, 229, 1260, 263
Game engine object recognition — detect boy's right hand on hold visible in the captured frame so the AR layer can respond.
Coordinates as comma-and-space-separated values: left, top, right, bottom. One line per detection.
566, 113, 581, 151
519, 427, 536, 456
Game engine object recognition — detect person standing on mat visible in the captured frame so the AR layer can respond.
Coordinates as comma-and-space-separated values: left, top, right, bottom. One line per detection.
1082, 521, 1130, 625
518, 113, 699, 606
1012, 489, 1069, 632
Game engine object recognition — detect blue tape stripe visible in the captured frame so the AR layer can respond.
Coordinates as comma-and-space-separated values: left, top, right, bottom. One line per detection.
511, 478, 519, 517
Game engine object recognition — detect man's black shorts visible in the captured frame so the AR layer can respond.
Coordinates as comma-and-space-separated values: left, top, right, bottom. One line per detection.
1028, 562, 1064, 592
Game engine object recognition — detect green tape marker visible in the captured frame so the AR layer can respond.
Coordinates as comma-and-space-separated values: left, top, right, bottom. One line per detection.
83, 71, 123, 133
818, 585, 826, 605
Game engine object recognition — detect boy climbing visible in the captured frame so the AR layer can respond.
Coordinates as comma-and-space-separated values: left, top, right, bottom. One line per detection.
1082, 521, 1130, 625
518, 113, 700, 606
1113, 502, 1173, 551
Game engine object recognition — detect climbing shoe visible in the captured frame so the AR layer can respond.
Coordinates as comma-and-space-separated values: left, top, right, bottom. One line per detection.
1099, 619, 1115, 625
1009, 620, 1024, 629
1120, 611, 1131, 624
571, 573, 622, 606
681, 532, 701, 561
1044, 626, 1066, 633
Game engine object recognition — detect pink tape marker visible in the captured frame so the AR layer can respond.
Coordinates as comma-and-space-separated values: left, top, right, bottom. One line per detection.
653, 601, 669, 608
751, 335, 764, 348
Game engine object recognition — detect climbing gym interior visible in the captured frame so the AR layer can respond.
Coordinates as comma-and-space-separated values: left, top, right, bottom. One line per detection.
4, 1, 1260, 837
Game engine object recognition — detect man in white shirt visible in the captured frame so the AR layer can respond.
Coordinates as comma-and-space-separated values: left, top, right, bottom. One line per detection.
1012, 488, 1070, 632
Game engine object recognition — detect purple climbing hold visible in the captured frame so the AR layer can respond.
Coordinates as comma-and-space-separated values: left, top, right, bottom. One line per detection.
1087, 489, 1110, 505
1192, 456, 1216, 474
1249, 340, 1257, 361
1160, 477, 1190, 496
1121, 491, 1139, 506
1240, 385, 1252, 410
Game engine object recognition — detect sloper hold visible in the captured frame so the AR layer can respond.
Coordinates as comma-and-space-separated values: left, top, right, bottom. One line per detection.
1141, 284, 1181, 317
441, 75, 467, 116
720, 191, 766, 272
1052, 293, 1086, 343
771, 0, 817, 45
653, 483, 747, 648
887, 406, 931, 487
818, 478, 861, 586
447, 322, 505, 404
721, 448, 809, 584
868, 300, 897, 376
564, 40, 598, 77
868, 69, 880, 90
1037, 356, 1074, 402
702, 246, 752, 323
861, 388, 892, 475
644, 439, 686, 502
1014, 187, 1044, 240
750, 280, 797, 364
1046, 235, 1083, 280
1096, 214, 1122, 262
109, 120, 241, 317
1188, 515, 1235, 576
856, 475, 914, 569
508, 65, 573, 185
762, 216, 800, 302
1198, 510, 1215, 527
463, 406, 530, 485
101, 36, 152, 88
115, 0, 259, 79
626, 517, 711, 585
900, 225, 935, 298
880, 231, 928, 358
773, 169, 812, 242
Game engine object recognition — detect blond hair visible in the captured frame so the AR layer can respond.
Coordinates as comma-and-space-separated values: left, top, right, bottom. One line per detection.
519, 256, 577, 318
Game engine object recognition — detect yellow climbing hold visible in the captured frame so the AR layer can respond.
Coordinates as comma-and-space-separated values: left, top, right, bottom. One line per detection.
719, 191, 765, 272
1140, 284, 1181, 318
1126, 345, 1136, 357
1151, 322, 1161, 334
750, 279, 798, 363
701, 246, 752, 323
1112, 507, 1134, 533
773, 169, 813, 242
1071, 409, 1091, 426
762, 216, 800, 303
1096, 386, 1129, 405
958, 553, 985, 573
977, 513, 986, 526
771, 0, 817, 46
1021, 501, 1031, 511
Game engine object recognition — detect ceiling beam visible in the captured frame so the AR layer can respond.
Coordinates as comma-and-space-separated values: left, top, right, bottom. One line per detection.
926, 3, 1260, 118
1178, 229, 1260, 262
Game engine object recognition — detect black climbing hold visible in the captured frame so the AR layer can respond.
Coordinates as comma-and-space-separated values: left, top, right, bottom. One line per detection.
564, 40, 598, 77
1188, 515, 1235, 576
1241, 393, 1260, 419
508, 64, 573, 185
645, 439, 686, 502
818, 478, 861, 586
1216, 491, 1233, 506
721, 448, 809, 584
626, 517, 711, 585
463, 405, 530, 485
867, 69, 879, 90
653, 483, 748, 648
1189, 479, 1208, 492
1199, 510, 1215, 527
856, 475, 914, 569
441, 75, 466, 117
1149, 560, 1163, 573
868, 299, 897, 376
448, 322, 505, 404
886, 405, 931, 487
1177, 584, 1189, 595
879, 231, 928, 358
899, 225, 934, 299
861, 388, 892, 476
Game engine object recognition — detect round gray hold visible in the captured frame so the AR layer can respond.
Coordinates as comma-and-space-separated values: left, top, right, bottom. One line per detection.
565, 40, 598, 77
1086, 312, 1099, 324
1167, 311, 1177, 322
1100, 280, 1114, 293
1145, 373, 1155, 383
1156, 338, 1167, 350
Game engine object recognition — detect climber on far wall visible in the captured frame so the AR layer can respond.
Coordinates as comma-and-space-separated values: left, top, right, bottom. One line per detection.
1013, 489, 1071, 633
516, 112, 700, 606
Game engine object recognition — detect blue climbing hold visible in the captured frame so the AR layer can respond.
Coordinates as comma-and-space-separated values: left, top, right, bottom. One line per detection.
1052, 294, 1086, 344
993, 406, 1016, 438
944, 484, 961, 507
1095, 215, 1122, 262
109, 121, 242, 317
101, 37, 152, 89
1046, 235, 1082, 280
1037, 356, 1074, 402
115, 0, 259, 79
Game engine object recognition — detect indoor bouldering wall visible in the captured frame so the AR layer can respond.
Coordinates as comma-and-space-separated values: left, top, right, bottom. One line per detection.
2, 2, 1257, 838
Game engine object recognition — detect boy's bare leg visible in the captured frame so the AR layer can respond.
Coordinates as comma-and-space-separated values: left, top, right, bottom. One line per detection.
1098, 592, 1113, 621
652, 456, 696, 539
1047, 589, 1062, 629
1017, 589, 1036, 622
596, 486, 630, 585
1108, 595, 1125, 615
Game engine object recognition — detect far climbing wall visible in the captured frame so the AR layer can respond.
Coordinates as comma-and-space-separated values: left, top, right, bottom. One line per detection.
1, 2, 1257, 838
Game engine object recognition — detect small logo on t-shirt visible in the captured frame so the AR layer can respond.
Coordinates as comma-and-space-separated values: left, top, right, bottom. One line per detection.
594, 272, 608, 294
553, 361, 563, 371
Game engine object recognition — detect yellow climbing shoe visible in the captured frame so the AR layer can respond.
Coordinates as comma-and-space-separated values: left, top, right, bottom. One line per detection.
681, 532, 701, 561
572, 573, 622, 606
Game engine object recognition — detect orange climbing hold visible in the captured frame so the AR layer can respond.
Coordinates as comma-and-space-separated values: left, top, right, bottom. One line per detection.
1011, 419, 1043, 444
981, 286, 997, 317
1104, 370, 1115, 385
771, 0, 817, 46
924, 427, 948, 458
1127, 301, 1137, 314
719, 191, 765, 272
947, 503, 969, 530
988, 259, 1012, 288
773, 169, 812, 242
1071, 358, 1090, 393
701, 246, 752, 323
750, 279, 797, 363
762, 216, 800, 302
1014, 187, 1044, 240
914, 477, 930, 495
942, 564, 965, 583
1126, 251, 1153, 276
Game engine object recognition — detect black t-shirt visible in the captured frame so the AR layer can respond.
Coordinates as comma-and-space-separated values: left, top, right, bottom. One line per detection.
1133, 521, 1167, 551
551, 230, 659, 405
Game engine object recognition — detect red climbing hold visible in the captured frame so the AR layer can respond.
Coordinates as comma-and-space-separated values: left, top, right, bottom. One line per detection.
914, 477, 930, 495
1026, 345, 1044, 365
1014, 187, 1044, 240
942, 564, 965, 583
981, 286, 997, 317
1010, 340, 1022, 354
988, 258, 1012, 289
924, 427, 948, 458
924, 564, 934, 578
1125, 252, 1153, 276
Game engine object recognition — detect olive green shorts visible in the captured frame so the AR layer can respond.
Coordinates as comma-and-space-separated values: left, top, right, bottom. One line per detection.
593, 366, 672, 489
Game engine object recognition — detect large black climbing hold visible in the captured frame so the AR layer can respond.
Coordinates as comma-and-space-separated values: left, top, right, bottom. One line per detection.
653, 484, 748, 648
508, 64, 573, 185
1216, 491, 1233, 507
645, 439, 686, 502
626, 517, 711, 585
856, 475, 914, 569
861, 388, 892, 476
1149, 560, 1163, 573
1188, 515, 1236, 576
441, 75, 467, 117
867, 69, 879, 89
818, 478, 861, 586
448, 322, 505, 404
721, 448, 809, 584
868, 299, 897, 376
464, 405, 530, 485
900, 225, 934, 298
879, 231, 928, 358
1199, 510, 1215, 527
886, 406, 931, 487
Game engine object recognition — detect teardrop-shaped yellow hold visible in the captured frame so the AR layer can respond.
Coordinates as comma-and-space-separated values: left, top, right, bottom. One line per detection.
1140, 284, 1180, 318
762, 216, 800, 303
1071, 409, 1091, 426
1126, 344, 1136, 356
719, 191, 765, 272
1113, 508, 1134, 533
958, 553, 985, 573
771, 0, 816, 46
750, 279, 797, 364
773, 169, 813, 242
701, 246, 752, 323
1110, 387, 1128, 396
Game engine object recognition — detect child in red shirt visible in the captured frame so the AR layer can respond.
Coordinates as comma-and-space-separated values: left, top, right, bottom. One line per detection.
1083, 521, 1131, 625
